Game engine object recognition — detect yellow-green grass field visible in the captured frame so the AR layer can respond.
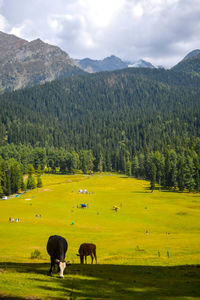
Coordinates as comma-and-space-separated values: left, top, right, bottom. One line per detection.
0, 174, 200, 299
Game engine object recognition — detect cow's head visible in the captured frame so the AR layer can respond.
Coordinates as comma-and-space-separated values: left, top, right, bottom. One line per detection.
55, 259, 70, 278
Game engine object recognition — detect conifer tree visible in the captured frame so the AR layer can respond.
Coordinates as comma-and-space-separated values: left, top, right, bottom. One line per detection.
126, 160, 132, 177
164, 150, 178, 190
132, 156, 139, 177
98, 153, 103, 173
150, 163, 156, 192
0, 184, 3, 197
177, 154, 186, 191
184, 156, 195, 192
193, 152, 200, 192
37, 175, 43, 188
27, 164, 36, 189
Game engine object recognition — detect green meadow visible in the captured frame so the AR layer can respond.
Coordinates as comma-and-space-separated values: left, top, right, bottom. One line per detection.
0, 174, 200, 299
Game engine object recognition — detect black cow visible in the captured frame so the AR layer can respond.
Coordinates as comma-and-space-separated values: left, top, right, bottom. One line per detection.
47, 235, 70, 278
77, 243, 97, 264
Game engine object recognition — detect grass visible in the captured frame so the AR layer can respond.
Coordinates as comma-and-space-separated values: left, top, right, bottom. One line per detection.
0, 173, 200, 299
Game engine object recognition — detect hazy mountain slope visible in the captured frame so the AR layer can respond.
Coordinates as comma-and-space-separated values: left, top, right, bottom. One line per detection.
172, 49, 200, 73
183, 49, 200, 61
75, 55, 127, 73
0, 31, 84, 92
75, 55, 156, 72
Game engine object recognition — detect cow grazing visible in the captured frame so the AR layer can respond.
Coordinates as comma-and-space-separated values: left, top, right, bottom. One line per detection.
47, 235, 70, 278
77, 243, 97, 264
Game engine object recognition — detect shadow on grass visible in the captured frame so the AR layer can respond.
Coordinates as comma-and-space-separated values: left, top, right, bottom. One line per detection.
132, 187, 193, 194
0, 297, 26, 300
0, 262, 200, 299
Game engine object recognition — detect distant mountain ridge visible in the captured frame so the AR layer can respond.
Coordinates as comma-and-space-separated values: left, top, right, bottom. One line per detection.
0, 31, 84, 92
75, 55, 156, 73
74, 55, 127, 73
0, 31, 200, 92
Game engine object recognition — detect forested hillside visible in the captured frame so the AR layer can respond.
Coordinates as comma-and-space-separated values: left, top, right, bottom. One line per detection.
0, 67, 200, 193
0, 69, 200, 150
0, 68, 200, 151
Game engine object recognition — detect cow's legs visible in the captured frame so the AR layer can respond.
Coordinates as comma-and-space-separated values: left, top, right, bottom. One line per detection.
49, 257, 54, 275
93, 249, 97, 264
85, 256, 87, 264
91, 254, 94, 264
53, 264, 57, 272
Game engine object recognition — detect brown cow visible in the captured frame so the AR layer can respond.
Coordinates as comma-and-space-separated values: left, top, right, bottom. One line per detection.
77, 243, 97, 264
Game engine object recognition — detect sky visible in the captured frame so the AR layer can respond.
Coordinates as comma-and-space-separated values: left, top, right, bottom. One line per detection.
0, 0, 200, 68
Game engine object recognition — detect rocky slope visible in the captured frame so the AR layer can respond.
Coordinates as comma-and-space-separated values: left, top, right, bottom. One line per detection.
0, 31, 84, 92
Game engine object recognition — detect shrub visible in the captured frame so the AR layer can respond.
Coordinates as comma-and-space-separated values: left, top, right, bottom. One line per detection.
30, 249, 42, 259
27, 175, 36, 189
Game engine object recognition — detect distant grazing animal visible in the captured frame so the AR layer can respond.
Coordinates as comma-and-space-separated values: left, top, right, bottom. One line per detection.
113, 205, 120, 211
77, 243, 97, 264
47, 235, 70, 278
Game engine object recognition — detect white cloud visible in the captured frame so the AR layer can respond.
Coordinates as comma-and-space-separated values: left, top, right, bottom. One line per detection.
81, 0, 125, 28
0, 0, 200, 67
0, 0, 8, 31
0, 13, 8, 31
132, 3, 143, 18
10, 19, 33, 39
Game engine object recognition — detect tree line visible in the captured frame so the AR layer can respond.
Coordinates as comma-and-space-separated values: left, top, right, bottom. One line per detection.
0, 143, 200, 196
0, 155, 43, 197
131, 148, 200, 192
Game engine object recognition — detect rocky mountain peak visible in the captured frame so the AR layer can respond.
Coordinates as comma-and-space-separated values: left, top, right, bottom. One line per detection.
0, 31, 28, 59
0, 31, 83, 92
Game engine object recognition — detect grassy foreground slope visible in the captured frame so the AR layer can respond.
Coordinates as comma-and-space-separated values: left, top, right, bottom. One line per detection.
0, 174, 199, 299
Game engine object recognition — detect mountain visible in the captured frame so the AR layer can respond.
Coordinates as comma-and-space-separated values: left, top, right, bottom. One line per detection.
0, 31, 157, 90
172, 49, 200, 73
0, 31, 27, 58
75, 55, 155, 73
74, 55, 127, 73
182, 49, 200, 61
0, 31, 84, 92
